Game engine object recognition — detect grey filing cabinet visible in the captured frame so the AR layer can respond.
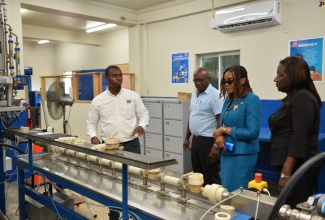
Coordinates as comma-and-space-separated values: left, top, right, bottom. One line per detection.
163, 100, 192, 174
143, 98, 164, 159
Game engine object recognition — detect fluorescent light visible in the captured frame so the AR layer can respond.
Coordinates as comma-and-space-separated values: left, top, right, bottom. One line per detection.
20, 8, 27, 13
85, 21, 105, 29
86, 23, 117, 33
38, 40, 49, 44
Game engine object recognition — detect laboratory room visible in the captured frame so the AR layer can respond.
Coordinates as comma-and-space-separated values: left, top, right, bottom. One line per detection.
0, 0, 324, 219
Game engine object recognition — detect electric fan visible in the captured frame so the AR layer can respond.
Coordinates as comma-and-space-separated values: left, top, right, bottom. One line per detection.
46, 82, 74, 134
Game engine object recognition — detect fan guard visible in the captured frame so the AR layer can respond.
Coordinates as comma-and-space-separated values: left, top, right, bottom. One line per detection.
47, 82, 65, 120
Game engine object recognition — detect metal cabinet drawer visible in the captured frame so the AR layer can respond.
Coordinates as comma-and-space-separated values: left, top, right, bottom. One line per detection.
144, 101, 163, 118
164, 151, 192, 174
163, 102, 183, 120
147, 118, 163, 134
145, 148, 163, 159
164, 136, 183, 154
145, 133, 163, 150
164, 119, 183, 137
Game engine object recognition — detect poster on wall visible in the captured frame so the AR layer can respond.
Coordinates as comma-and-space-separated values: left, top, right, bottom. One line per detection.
289, 37, 324, 82
171, 52, 189, 84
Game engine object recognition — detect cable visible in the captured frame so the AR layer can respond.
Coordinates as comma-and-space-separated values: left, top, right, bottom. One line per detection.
268, 152, 325, 220
262, 188, 271, 196
108, 206, 142, 220
0, 143, 25, 154
200, 189, 242, 220
254, 191, 260, 220
211, 0, 215, 18
33, 170, 63, 220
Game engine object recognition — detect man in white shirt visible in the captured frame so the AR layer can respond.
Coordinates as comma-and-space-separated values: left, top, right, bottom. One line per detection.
86, 65, 149, 154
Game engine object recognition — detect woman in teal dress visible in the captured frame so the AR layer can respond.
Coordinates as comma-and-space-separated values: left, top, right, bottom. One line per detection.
213, 66, 261, 192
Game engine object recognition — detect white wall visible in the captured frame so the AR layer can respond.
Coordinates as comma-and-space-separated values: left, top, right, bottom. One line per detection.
54, 30, 129, 73
18, 0, 325, 140
23, 41, 57, 90
23, 30, 129, 141
130, 0, 325, 100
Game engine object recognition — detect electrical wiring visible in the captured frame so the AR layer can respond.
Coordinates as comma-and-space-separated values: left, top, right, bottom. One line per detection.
108, 206, 142, 220
0, 209, 9, 220
200, 189, 243, 220
262, 188, 271, 196
5, 168, 18, 201
254, 191, 260, 220
33, 170, 63, 220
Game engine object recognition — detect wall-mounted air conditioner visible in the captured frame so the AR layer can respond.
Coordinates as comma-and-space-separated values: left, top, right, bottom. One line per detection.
212, 0, 282, 32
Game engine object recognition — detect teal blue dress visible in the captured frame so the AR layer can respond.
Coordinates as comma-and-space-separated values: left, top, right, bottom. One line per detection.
220, 92, 261, 192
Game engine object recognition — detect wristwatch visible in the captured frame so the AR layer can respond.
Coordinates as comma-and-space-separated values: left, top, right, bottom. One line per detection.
280, 172, 290, 179
222, 126, 226, 133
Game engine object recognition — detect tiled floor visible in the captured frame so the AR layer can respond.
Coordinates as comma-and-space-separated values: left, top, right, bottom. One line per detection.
4, 181, 112, 220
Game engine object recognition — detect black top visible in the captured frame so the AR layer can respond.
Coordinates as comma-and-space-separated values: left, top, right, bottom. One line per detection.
268, 89, 320, 167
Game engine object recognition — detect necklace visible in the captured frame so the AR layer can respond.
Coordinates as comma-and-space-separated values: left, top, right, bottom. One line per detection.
227, 98, 237, 110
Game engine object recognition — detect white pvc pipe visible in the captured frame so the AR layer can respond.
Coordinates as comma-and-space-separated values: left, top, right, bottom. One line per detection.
163, 175, 179, 186
76, 152, 86, 159
99, 158, 111, 166
66, 149, 75, 156
113, 162, 122, 170
128, 166, 142, 175
87, 155, 98, 162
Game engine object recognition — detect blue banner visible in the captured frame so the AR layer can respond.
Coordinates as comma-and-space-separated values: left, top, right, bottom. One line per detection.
289, 37, 324, 82
171, 52, 189, 84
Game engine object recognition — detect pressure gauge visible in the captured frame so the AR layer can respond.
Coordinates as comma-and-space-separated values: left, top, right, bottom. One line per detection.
19, 75, 29, 86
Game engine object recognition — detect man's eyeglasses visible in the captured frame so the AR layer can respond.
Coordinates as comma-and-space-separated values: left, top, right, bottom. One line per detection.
193, 78, 207, 83
221, 79, 234, 85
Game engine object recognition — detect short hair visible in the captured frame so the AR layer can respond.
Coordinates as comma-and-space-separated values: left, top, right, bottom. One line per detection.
309, 66, 316, 70
105, 65, 120, 76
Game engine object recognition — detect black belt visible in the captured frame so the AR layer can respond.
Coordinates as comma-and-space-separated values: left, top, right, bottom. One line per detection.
102, 138, 137, 144
121, 138, 138, 144
193, 135, 212, 139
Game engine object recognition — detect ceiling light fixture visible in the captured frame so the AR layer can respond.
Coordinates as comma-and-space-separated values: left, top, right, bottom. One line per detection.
38, 40, 50, 44
86, 23, 117, 33
20, 8, 27, 13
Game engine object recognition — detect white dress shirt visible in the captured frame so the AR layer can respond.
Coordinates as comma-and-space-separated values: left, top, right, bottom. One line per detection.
86, 88, 149, 142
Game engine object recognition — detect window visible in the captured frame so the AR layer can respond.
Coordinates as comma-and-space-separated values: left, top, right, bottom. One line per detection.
198, 51, 240, 89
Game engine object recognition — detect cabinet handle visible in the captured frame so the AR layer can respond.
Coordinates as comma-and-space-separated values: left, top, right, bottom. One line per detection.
166, 138, 170, 141
145, 104, 150, 107
147, 135, 150, 138
166, 154, 170, 157
165, 105, 169, 108
147, 150, 151, 153
165, 121, 169, 125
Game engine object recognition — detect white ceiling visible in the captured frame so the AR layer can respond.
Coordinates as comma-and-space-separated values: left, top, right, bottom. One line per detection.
21, 0, 178, 35
69, 0, 175, 11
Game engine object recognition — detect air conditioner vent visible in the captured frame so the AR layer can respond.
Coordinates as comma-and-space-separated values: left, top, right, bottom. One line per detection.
214, 0, 282, 32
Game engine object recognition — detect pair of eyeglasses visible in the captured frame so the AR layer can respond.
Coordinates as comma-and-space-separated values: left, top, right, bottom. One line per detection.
221, 79, 234, 85
193, 78, 207, 83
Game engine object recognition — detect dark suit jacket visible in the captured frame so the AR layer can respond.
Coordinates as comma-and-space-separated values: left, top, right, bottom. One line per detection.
268, 89, 320, 166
